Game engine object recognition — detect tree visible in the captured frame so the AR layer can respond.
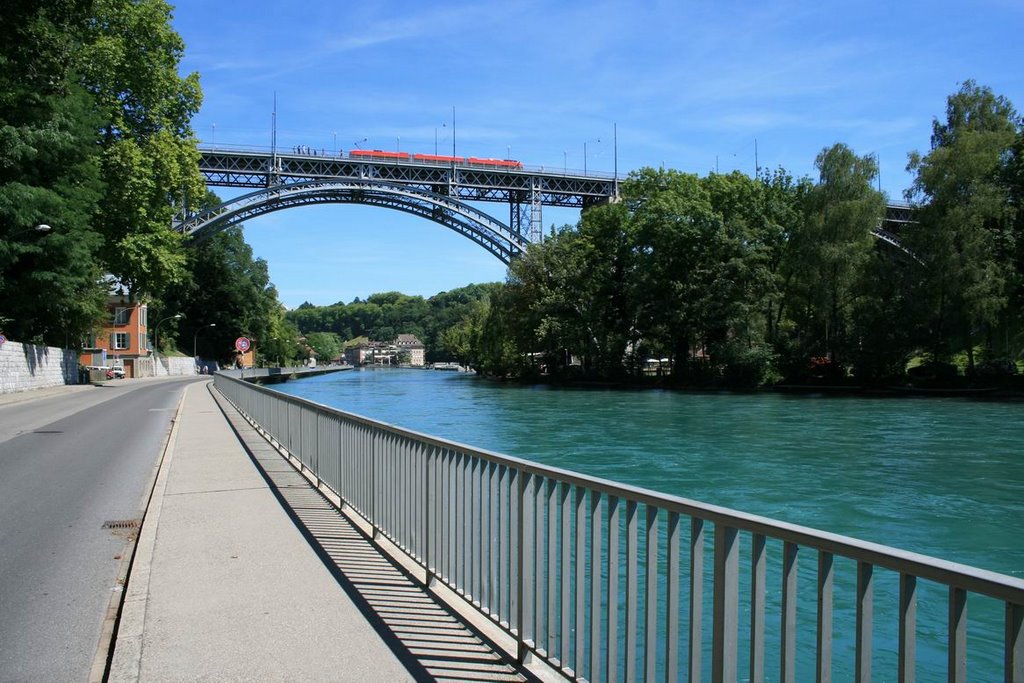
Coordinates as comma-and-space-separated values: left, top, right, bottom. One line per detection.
304, 332, 342, 363
783, 144, 884, 372
162, 225, 280, 363
0, 1, 109, 346
906, 81, 1020, 367
79, 0, 204, 301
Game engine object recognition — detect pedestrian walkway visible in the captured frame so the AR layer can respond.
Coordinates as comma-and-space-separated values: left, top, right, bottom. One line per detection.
109, 380, 529, 682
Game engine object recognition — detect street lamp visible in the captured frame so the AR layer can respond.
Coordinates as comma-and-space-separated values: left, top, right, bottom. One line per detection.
193, 322, 216, 358
10, 224, 51, 238
153, 313, 182, 356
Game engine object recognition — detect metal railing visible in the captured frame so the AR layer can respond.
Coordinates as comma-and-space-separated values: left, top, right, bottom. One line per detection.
214, 373, 1024, 682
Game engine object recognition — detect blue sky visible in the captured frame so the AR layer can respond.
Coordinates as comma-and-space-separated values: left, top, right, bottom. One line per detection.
172, 0, 1023, 309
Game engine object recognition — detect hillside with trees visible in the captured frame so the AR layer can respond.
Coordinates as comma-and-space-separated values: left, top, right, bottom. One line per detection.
285, 284, 500, 363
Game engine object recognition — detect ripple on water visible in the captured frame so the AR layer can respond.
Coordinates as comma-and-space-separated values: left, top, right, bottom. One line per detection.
273, 370, 1024, 576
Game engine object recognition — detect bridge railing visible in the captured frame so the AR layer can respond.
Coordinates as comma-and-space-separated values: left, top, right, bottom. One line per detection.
213, 373, 1024, 682
198, 143, 622, 180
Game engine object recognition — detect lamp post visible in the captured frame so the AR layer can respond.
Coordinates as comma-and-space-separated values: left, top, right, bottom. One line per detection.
153, 313, 182, 356
193, 322, 216, 358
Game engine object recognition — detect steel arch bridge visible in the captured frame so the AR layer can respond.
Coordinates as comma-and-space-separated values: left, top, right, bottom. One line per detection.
180, 146, 917, 261
178, 179, 532, 264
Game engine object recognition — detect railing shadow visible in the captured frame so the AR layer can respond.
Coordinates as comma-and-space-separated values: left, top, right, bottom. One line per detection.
209, 384, 533, 683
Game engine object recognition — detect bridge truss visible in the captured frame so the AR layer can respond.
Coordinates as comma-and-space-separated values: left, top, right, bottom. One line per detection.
178, 180, 531, 264
193, 148, 617, 247
186, 147, 916, 261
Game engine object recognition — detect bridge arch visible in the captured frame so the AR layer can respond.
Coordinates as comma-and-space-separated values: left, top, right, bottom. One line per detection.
175, 180, 531, 264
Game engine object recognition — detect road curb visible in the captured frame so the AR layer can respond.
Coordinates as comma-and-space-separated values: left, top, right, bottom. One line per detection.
100, 381, 196, 682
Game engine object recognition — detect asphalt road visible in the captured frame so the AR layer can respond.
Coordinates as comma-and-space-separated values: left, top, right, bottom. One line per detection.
0, 377, 204, 682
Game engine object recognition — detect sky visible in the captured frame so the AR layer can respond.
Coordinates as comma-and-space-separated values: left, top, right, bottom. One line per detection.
171, 0, 1024, 309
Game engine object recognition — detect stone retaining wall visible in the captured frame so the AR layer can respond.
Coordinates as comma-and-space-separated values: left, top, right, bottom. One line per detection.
0, 340, 79, 394
133, 356, 197, 378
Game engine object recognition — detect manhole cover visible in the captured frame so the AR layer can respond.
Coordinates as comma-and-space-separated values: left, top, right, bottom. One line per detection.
102, 520, 141, 530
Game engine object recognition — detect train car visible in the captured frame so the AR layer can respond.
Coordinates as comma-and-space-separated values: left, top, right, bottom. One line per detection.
466, 157, 524, 170
412, 153, 466, 164
349, 149, 411, 161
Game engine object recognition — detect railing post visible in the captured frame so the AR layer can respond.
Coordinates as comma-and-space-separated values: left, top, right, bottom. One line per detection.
750, 533, 766, 683
424, 445, 433, 586
856, 562, 873, 682
606, 495, 621, 682
1008, 602, 1023, 683
689, 518, 705, 683
515, 469, 527, 663
817, 551, 834, 683
712, 524, 739, 683
780, 542, 798, 683
948, 587, 967, 683
666, 512, 681, 683
899, 573, 917, 683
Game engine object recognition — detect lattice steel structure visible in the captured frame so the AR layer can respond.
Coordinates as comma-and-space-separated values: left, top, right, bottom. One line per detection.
179, 180, 530, 264
191, 147, 617, 252
185, 147, 916, 261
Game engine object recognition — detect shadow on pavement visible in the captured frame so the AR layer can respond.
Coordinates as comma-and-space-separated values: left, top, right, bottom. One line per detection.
209, 384, 533, 683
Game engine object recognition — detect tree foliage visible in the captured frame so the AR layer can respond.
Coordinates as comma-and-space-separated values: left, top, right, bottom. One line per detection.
162, 224, 283, 362
0, 0, 220, 350
906, 81, 1021, 366
0, 1, 108, 345
445, 86, 1023, 387
286, 284, 500, 362
81, 0, 204, 301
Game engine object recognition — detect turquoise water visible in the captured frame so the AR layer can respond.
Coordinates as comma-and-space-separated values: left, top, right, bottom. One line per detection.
272, 368, 1023, 679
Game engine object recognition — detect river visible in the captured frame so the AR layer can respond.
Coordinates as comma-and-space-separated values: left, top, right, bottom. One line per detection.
271, 367, 1023, 679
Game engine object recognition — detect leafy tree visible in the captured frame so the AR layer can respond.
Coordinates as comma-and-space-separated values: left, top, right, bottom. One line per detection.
79, 0, 204, 301
163, 225, 280, 363
0, 1, 108, 346
783, 144, 884, 372
906, 81, 1020, 367
304, 331, 342, 363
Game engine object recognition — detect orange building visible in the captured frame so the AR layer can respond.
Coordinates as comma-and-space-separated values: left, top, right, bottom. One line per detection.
79, 298, 150, 378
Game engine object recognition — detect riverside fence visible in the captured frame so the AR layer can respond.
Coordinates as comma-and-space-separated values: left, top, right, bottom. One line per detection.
214, 373, 1024, 682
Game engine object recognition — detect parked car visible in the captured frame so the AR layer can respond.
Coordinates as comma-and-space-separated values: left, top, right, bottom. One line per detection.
87, 365, 125, 380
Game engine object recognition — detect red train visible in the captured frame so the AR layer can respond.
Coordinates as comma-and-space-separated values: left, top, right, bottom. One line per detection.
346, 149, 523, 169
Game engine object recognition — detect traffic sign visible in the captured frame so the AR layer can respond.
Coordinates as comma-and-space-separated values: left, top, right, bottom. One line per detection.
0, 334, 6, 348
235, 336, 251, 352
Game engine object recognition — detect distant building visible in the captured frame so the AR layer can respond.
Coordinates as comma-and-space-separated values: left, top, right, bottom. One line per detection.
395, 334, 425, 367
345, 334, 426, 367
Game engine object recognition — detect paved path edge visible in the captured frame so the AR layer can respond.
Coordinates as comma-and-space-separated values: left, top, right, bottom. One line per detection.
105, 381, 194, 682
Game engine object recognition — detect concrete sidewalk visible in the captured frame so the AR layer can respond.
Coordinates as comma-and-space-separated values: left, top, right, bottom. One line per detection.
109, 380, 526, 682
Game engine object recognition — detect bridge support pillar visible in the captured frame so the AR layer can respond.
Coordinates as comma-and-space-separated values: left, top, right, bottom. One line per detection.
510, 181, 543, 246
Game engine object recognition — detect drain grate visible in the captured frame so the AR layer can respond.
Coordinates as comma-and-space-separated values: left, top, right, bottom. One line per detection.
102, 519, 141, 530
